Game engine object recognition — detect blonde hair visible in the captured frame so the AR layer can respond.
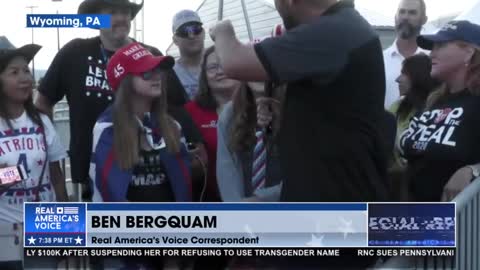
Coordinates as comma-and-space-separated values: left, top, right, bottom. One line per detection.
113, 74, 181, 170
467, 48, 480, 95
426, 41, 480, 108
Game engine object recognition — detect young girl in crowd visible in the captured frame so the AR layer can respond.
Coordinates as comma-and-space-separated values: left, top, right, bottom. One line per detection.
0, 40, 68, 268
388, 54, 438, 200
184, 46, 239, 202
216, 27, 285, 203
400, 20, 480, 202
390, 54, 437, 166
216, 80, 284, 202
90, 42, 192, 203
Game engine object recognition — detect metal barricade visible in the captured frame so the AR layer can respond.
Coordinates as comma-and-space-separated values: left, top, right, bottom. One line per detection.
378, 178, 480, 270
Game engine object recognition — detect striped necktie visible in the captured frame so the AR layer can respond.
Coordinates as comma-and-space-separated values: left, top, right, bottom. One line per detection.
251, 130, 267, 191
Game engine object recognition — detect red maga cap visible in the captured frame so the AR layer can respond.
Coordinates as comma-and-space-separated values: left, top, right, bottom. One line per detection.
106, 42, 174, 91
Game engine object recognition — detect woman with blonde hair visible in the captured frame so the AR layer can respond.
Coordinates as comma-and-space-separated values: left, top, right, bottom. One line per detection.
90, 42, 192, 203
400, 20, 480, 202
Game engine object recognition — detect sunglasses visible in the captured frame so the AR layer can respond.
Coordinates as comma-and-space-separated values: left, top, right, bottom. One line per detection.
137, 67, 164, 81
175, 24, 204, 38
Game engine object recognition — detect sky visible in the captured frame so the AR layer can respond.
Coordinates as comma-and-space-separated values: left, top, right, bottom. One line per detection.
0, 0, 478, 71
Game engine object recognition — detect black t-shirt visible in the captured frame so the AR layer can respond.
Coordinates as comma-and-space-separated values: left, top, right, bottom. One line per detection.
400, 91, 480, 201
126, 149, 175, 202
38, 37, 199, 183
254, 1, 389, 202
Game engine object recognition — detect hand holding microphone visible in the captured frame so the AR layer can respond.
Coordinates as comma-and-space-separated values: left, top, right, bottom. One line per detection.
256, 97, 281, 129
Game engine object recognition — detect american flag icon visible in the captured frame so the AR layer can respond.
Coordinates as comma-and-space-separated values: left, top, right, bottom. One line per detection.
60, 207, 79, 215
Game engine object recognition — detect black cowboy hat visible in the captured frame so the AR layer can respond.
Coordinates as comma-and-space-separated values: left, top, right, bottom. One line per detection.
78, 0, 144, 19
0, 36, 41, 72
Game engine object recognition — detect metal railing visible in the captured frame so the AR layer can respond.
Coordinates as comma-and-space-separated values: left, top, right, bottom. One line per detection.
378, 178, 480, 270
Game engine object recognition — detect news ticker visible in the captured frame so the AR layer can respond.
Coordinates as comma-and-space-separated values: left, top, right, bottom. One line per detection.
24, 247, 456, 258
26, 14, 110, 28
24, 203, 455, 249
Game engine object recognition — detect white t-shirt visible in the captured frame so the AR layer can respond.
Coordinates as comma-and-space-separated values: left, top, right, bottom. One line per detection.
0, 112, 67, 223
383, 40, 428, 109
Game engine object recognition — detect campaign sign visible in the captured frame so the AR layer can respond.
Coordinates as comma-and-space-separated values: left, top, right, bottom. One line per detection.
368, 203, 455, 247
24, 203, 86, 247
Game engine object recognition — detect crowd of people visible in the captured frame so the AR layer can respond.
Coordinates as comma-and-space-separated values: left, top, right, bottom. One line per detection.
0, 0, 479, 269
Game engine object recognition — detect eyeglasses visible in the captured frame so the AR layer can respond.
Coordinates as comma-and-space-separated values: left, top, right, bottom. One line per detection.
175, 24, 204, 38
206, 63, 222, 73
138, 67, 163, 80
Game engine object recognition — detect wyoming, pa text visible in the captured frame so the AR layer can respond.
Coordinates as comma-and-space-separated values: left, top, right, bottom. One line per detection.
26, 14, 111, 28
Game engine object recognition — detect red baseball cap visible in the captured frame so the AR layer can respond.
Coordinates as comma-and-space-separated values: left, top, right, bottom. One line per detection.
106, 42, 174, 91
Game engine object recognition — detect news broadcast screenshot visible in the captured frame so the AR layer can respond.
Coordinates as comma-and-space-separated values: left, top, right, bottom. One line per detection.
0, 0, 479, 269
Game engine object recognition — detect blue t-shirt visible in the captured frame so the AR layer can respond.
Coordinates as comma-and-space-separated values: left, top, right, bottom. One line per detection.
173, 63, 199, 100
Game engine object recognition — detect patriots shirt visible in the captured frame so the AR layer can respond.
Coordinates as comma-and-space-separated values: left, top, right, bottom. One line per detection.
0, 113, 67, 223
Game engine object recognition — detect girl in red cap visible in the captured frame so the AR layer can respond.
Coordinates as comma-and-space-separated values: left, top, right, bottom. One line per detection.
90, 42, 192, 204
90, 41, 192, 270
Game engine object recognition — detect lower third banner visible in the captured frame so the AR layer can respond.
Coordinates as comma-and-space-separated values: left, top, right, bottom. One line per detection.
23, 203, 455, 249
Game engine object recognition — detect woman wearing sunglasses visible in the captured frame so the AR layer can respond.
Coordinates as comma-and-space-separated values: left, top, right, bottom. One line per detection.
90, 42, 192, 203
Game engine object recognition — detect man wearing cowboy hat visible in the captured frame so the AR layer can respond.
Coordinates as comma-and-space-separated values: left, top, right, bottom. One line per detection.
35, 0, 205, 203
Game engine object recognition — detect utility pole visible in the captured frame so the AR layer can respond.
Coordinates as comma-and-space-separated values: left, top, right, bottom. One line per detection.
218, 0, 224, 21
26, 5, 38, 81
52, 0, 62, 51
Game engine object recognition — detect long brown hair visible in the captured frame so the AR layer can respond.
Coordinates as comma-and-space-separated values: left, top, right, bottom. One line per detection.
195, 46, 218, 111
467, 49, 480, 95
228, 83, 286, 152
0, 56, 43, 130
229, 84, 257, 152
397, 54, 438, 120
426, 43, 480, 108
113, 74, 181, 170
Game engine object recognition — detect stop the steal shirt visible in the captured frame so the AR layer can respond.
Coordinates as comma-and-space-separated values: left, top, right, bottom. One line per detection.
400, 90, 480, 201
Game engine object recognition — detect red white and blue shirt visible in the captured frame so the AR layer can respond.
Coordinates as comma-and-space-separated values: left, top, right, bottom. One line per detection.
0, 112, 67, 223
90, 106, 193, 202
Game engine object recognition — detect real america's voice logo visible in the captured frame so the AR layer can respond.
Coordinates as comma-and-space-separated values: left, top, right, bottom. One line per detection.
24, 203, 87, 247
34, 206, 80, 229
26, 14, 111, 28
